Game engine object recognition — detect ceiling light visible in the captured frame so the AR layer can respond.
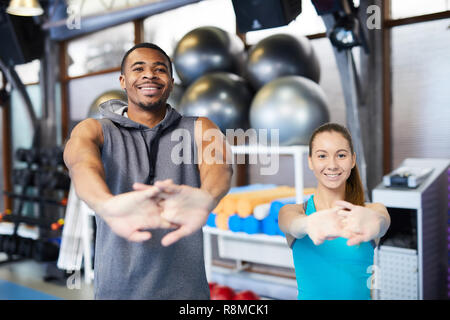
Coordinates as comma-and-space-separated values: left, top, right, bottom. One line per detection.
6, 0, 44, 17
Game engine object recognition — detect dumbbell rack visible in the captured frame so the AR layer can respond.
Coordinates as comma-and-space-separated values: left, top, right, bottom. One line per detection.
0, 146, 70, 270
203, 144, 308, 299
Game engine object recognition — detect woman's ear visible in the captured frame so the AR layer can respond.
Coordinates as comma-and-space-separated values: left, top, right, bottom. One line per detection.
352, 152, 356, 168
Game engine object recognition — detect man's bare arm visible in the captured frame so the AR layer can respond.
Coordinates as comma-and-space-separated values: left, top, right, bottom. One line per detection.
64, 119, 171, 242
64, 118, 113, 212
195, 117, 233, 211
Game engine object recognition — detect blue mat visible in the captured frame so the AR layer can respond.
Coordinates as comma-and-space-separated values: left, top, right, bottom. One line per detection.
0, 279, 62, 300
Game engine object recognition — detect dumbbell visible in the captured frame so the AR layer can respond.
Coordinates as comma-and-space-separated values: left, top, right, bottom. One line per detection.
17, 237, 34, 258
15, 148, 40, 165
48, 146, 64, 166
0, 235, 5, 253
50, 172, 70, 190
35, 170, 70, 190
12, 168, 34, 187
32, 239, 59, 262
39, 147, 64, 167
2, 235, 20, 255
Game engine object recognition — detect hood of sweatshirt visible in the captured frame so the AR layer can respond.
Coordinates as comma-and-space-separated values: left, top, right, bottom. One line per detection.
97, 99, 184, 184
98, 99, 182, 131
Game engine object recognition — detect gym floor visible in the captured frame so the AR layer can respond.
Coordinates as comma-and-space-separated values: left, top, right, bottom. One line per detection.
0, 254, 93, 300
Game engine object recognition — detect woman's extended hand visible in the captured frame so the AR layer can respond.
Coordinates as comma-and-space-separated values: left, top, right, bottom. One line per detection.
334, 200, 387, 246
303, 207, 353, 245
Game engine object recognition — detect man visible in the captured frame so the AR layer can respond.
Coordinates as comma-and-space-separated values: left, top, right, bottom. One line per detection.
64, 43, 233, 299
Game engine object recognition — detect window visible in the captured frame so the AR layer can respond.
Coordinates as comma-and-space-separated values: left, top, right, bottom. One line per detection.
66, 22, 134, 77
14, 59, 40, 85
390, 0, 450, 19
391, 18, 450, 168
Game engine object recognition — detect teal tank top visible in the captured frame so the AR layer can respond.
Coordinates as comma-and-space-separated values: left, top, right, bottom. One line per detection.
292, 196, 374, 300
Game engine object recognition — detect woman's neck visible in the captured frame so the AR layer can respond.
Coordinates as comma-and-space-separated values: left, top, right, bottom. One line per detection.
313, 184, 346, 211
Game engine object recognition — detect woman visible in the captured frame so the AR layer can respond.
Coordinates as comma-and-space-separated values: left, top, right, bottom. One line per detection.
278, 123, 390, 300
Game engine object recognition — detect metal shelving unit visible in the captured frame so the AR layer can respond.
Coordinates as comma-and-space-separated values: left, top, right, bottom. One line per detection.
203, 145, 309, 297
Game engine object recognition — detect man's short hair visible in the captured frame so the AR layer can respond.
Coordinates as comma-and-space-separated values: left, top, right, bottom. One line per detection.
120, 42, 173, 77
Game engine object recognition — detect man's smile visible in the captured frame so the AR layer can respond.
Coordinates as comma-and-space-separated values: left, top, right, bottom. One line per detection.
136, 82, 163, 94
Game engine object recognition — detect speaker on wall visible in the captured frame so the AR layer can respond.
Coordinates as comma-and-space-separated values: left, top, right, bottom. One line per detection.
232, 0, 302, 33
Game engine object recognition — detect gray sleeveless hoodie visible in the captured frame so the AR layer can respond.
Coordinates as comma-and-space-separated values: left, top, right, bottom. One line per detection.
94, 99, 209, 300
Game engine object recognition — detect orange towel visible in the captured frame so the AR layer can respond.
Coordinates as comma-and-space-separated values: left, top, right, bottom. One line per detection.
213, 186, 316, 217
212, 199, 224, 214
215, 213, 230, 230
235, 186, 296, 217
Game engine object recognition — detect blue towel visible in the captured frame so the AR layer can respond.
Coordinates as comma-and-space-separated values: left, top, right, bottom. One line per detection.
268, 197, 297, 220
261, 217, 281, 236
206, 212, 216, 227
242, 215, 261, 234
228, 214, 242, 232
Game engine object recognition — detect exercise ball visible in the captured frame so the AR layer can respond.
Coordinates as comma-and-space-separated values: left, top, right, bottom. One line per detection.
173, 26, 245, 86
249, 76, 330, 146
178, 72, 253, 133
245, 34, 320, 90
87, 90, 127, 119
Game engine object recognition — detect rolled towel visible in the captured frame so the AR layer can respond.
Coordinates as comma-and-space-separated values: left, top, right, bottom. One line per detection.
206, 213, 216, 228
253, 203, 271, 220
268, 197, 297, 220
215, 213, 230, 230
214, 184, 277, 215
236, 186, 296, 218
228, 214, 242, 232
268, 193, 314, 220
212, 200, 224, 215
242, 215, 261, 235
261, 216, 281, 236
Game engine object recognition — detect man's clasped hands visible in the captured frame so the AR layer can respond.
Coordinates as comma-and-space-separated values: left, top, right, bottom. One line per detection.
95, 179, 215, 247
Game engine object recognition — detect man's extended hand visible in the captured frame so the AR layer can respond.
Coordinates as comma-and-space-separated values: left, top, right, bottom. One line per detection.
134, 179, 214, 247
97, 185, 173, 242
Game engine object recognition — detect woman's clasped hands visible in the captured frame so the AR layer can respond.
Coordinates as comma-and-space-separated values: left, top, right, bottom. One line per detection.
300, 201, 384, 246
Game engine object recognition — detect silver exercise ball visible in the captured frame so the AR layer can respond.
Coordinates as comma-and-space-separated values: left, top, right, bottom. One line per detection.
245, 34, 321, 90
173, 26, 245, 87
87, 90, 128, 119
249, 76, 330, 146
178, 72, 253, 133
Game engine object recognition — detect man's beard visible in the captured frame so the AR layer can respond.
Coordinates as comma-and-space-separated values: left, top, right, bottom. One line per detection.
136, 89, 172, 112
137, 98, 166, 112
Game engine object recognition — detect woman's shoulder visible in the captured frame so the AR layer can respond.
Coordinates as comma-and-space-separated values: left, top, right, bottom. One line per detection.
281, 203, 305, 213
